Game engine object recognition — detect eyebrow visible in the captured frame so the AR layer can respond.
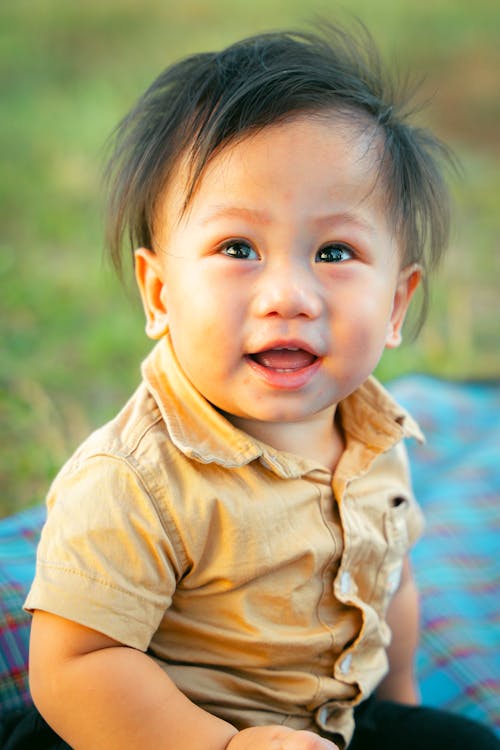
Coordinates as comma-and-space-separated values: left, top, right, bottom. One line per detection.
312, 210, 376, 236
199, 205, 273, 226
199, 205, 376, 236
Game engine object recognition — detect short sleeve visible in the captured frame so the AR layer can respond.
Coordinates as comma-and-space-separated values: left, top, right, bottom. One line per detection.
24, 454, 182, 651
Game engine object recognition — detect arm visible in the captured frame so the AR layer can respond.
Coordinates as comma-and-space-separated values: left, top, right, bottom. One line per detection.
29, 610, 237, 750
375, 556, 420, 704
30, 610, 338, 750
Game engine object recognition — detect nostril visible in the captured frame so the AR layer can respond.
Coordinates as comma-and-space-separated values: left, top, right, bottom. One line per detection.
253, 283, 322, 320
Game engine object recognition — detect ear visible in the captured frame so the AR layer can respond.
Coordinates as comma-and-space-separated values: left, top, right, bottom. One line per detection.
385, 264, 422, 349
134, 247, 169, 340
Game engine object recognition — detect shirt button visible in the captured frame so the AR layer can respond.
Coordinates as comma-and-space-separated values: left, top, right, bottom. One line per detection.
339, 571, 351, 595
339, 653, 352, 675
318, 706, 329, 725
387, 565, 402, 594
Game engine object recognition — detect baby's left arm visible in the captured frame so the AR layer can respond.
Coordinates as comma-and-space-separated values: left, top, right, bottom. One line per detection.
375, 556, 420, 705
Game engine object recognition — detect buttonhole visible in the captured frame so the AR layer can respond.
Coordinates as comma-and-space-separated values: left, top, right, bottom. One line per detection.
390, 495, 407, 508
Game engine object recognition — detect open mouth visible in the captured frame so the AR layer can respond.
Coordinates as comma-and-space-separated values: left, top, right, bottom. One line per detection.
248, 346, 318, 372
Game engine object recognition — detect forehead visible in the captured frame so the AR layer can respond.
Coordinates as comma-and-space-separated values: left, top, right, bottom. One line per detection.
156, 113, 390, 237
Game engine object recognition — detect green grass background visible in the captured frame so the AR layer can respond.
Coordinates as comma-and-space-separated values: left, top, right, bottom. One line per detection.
1, 0, 499, 517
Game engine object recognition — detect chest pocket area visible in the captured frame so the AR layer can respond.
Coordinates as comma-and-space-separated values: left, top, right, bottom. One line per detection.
372, 495, 411, 616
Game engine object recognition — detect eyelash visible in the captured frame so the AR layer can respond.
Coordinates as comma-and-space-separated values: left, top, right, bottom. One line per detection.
219, 240, 258, 260
315, 243, 354, 263
218, 240, 355, 263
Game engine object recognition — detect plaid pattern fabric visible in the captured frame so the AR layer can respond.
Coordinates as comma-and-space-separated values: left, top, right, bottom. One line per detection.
390, 377, 500, 735
0, 505, 45, 717
0, 377, 498, 733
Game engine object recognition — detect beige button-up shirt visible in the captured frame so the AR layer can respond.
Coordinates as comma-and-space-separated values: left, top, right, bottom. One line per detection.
26, 335, 424, 747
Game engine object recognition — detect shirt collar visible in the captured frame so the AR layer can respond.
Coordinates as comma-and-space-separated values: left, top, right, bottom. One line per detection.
339, 376, 423, 448
142, 336, 423, 479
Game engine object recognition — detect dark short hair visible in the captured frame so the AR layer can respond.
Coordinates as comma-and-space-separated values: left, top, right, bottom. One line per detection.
104, 23, 455, 331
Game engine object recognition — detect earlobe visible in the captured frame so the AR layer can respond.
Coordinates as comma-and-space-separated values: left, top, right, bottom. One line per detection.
134, 247, 169, 340
385, 264, 422, 349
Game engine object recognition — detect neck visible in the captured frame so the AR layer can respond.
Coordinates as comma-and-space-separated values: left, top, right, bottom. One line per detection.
226, 407, 344, 472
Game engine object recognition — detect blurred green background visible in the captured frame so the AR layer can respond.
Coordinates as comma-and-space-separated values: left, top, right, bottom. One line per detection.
1, 0, 499, 517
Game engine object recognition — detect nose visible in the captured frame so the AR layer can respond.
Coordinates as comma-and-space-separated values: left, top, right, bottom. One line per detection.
252, 261, 323, 320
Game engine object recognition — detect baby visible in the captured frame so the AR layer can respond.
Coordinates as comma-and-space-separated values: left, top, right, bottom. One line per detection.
12, 22, 498, 750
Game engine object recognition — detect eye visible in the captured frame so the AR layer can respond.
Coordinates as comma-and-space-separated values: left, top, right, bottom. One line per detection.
315, 243, 354, 263
219, 240, 259, 260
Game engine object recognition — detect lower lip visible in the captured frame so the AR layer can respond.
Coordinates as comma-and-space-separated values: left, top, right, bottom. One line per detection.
245, 355, 322, 390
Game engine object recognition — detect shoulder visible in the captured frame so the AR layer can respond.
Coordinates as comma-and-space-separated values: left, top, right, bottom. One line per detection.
371, 439, 413, 483
43, 382, 190, 566
63, 382, 165, 468
51, 381, 181, 497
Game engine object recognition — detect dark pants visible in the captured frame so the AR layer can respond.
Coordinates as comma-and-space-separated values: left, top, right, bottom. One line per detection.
1, 700, 499, 749
349, 698, 499, 749
1, 706, 71, 749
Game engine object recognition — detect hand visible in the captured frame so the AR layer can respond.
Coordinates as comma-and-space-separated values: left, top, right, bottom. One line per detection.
226, 725, 339, 750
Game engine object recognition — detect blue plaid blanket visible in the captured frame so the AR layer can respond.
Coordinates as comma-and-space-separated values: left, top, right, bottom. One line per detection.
390, 376, 499, 733
1, 376, 499, 731
0, 504, 45, 717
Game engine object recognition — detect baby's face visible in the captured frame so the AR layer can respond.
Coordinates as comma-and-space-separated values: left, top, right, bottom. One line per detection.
136, 114, 419, 432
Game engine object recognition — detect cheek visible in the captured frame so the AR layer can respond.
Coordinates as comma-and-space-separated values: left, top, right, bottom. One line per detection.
167, 287, 237, 374
333, 284, 394, 341
328, 300, 394, 382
